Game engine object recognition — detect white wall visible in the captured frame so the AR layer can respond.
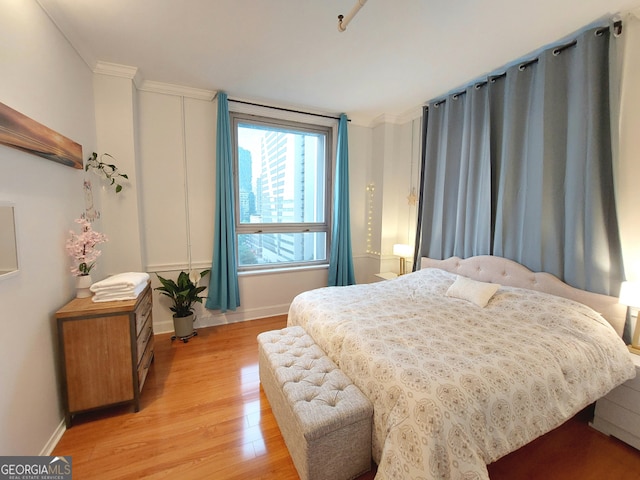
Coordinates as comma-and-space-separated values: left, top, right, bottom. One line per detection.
0, 0, 96, 455
361, 116, 422, 279
616, 10, 640, 282
137, 91, 215, 273
346, 123, 375, 283
93, 70, 144, 275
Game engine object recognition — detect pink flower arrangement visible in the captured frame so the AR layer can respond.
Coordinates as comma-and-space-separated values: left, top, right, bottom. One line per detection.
65, 218, 108, 276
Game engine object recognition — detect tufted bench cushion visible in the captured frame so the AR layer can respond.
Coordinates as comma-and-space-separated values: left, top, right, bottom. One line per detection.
257, 326, 373, 480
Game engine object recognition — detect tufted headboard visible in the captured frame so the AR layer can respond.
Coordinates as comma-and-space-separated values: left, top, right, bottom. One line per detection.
421, 255, 627, 337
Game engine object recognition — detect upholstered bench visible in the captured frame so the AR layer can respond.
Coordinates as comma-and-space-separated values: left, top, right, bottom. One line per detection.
257, 326, 373, 480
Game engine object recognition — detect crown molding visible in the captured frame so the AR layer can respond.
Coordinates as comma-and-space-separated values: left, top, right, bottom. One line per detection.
92, 63, 216, 100
369, 113, 400, 128
93, 61, 143, 87
397, 106, 423, 124
368, 106, 422, 128
137, 80, 216, 101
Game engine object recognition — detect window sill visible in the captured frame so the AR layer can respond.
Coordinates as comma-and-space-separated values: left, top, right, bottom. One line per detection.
238, 264, 329, 277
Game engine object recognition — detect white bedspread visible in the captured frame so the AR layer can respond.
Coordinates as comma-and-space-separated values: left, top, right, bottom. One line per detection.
287, 268, 635, 480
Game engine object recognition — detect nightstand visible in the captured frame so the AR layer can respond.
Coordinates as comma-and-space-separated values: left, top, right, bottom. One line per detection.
374, 272, 398, 281
591, 353, 640, 449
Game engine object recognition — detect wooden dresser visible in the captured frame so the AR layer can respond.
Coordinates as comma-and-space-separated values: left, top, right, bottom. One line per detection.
591, 353, 640, 449
56, 283, 154, 427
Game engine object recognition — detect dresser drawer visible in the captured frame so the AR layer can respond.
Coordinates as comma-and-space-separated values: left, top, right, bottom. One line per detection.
602, 382, 640, 414
138, 336, 154, 391
594, 396, 640, 437
135, 291, 152, 336
136, 316, 154, 365
624, 369, 640, 393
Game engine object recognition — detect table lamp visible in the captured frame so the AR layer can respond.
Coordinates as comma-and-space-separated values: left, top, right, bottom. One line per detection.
620, 281, 640, 355
392, 244, 413, 276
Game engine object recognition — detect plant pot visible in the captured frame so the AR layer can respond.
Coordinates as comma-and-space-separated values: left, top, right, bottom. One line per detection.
173, 312, 195, 338
76, 274, 93, 298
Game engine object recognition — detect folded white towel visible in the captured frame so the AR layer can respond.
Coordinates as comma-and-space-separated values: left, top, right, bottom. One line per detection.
92, 281, 147, 302
90, 272, 150, 292
91, 287, 138, 296
92, 287, 132, 296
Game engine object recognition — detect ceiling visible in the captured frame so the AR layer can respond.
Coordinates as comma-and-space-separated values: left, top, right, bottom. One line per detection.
36, 0, 639, 125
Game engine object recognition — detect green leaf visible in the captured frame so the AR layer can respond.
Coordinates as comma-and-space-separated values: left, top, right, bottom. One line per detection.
155, 270, 210, 317
155, 274, 177, 291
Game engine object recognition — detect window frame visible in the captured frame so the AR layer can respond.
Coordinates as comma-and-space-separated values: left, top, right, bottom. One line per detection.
230, 110, 334, 272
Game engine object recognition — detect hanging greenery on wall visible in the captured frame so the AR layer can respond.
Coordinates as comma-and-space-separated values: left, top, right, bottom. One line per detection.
85, 152, 128, 193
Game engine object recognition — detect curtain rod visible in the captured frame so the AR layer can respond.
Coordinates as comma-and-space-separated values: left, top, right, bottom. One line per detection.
228, 98, 348, 122
427, 20, 622, 109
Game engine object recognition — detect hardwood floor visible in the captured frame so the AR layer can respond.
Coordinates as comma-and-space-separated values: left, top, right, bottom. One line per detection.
52, 315, 640, 479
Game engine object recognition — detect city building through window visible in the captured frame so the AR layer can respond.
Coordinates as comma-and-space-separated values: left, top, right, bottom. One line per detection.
231, 112, 333, 270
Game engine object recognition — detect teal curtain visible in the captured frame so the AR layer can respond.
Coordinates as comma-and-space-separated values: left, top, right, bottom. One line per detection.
206, 92, 240, 311
328, 114, 356, 286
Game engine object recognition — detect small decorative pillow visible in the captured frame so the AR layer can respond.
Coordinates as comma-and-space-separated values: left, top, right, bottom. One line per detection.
446, 275, 500, 308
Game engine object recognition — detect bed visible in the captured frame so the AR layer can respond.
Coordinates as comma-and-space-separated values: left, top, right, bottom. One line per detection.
287, 255, 636, 480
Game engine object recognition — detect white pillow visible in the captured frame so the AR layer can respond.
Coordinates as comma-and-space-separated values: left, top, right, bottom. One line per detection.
446, 275, 500, 308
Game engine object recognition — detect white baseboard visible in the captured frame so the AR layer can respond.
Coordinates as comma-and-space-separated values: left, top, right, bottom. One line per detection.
153, 319, 175, 334
153, 304, 290, 334
40, 419, 66, 456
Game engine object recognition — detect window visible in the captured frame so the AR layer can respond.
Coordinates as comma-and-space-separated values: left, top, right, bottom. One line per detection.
231, 112, 333, 270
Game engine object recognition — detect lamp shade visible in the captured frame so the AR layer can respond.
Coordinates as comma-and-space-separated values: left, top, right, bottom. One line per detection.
620, 281, 640, 308
393, 244, 413, 258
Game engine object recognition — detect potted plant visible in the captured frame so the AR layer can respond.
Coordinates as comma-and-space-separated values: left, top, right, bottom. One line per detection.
65, 218, 108, 298
155, 269, 210, 342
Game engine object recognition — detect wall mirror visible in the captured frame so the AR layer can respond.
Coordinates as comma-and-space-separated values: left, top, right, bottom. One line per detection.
0, 202, 19, 279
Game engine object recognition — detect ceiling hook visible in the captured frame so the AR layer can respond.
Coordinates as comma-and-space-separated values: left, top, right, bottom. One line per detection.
337, 0, 368, 32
